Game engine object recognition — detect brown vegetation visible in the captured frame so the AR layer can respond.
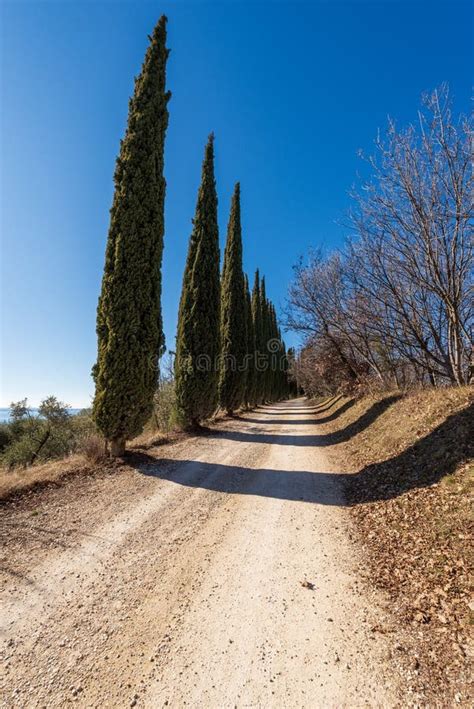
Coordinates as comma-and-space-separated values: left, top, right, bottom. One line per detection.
286, 87, 473, 396
0, 431, 173, 501
315, 386, 473, 704
0, 455, 96, 501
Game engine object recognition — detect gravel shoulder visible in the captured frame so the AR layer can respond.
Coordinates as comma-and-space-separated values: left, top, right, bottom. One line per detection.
1, 400, 400, 708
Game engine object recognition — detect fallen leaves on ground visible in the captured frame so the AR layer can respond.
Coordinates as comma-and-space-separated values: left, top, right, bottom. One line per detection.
316, 387, 473, 706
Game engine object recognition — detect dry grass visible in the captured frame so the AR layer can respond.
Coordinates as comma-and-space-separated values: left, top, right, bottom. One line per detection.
128, 429, 171, 450
315, 386, 472, 469
77, 434, 108, 463
0, 429, 174, 501
314, 386, 473, 705
0, 404, 235, 502
0, 454, 93, 500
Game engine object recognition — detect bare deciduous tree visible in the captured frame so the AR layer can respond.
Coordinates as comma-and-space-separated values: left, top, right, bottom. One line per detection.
286, 86, 473, 394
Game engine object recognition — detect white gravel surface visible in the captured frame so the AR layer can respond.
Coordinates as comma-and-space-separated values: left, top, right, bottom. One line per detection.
1, 399, 399, 707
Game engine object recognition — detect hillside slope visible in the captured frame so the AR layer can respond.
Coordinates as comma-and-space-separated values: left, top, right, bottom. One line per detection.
315, 387, 473, 705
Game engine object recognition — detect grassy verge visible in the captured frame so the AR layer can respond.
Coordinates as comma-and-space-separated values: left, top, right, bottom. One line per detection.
314, 387, 473, 705
0, 430, 172, 501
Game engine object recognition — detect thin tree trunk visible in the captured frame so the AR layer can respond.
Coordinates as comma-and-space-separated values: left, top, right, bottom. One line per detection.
29, 428, 51, 465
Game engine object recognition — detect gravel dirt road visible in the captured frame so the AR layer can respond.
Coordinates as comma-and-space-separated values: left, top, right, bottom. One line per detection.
1, 399, 399, 707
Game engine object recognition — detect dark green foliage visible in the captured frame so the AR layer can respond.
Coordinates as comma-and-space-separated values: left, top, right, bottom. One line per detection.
219, 183, 247, 414
0, 423, 12, 453
2, 397, 75, 468
270, 309, 288, 401
1, 398, 103, 468
250, 270, 263, 405
243, 274, 255, 408
267, 302, 277, 401
175, 135, 221, 427
259, 275, 271, 403
282, 340, 292, 399
92, 17, 170, 453
271, 314, 286, 400
249, 275, 291, 404
286, 347, 299, 397
72, 408, 97, 440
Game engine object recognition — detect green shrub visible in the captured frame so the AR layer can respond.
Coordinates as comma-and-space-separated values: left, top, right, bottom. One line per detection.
71, 408, 97, 438
1, 397, 73, 467
0, 397, 98, 468
0, 423, 12, 453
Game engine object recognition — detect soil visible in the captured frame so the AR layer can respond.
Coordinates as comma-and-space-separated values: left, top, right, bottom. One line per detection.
1, 399, 400, 708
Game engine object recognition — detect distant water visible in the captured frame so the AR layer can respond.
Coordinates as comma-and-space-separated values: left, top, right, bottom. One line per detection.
0, 408, 82, 423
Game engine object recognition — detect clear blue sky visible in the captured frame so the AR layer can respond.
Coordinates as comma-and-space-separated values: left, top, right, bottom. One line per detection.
1, 1, 472, 407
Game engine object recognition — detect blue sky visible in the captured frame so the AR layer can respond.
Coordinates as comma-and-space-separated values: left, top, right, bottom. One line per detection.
1, 0, 472, 407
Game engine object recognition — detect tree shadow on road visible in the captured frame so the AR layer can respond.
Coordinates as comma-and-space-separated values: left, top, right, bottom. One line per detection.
242, 397, 354, 426
258, 405, 316, 413
257, 395, 341, 415
305, 395, 343, 415
133, 453, 344, 505
241, 417, 320, 425
203, 396, 400, 447
131, 400, 472, 506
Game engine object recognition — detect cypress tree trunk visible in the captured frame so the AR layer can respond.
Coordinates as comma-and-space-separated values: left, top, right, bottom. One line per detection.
175, 135, 220, 428
219, 183, 247, 415
110, 438, 126, 457
93, 17, 170, 456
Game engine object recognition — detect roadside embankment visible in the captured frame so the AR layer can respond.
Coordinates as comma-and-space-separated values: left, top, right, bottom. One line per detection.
313, 387, 473, 705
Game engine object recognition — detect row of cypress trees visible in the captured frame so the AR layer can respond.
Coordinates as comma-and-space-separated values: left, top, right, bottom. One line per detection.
175, 136, 290, 428
92, 17, 290, 454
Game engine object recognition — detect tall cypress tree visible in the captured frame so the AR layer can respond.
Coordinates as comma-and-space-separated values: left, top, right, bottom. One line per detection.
267, 301, 277, 401
279, 330, 290, 400
93, 17, 170, 456
270, 305, 282, 400
259, 276, 271, 403
243, 274, 255, 408
175, 135, 220, 427
219, 183, 247, 414
251, 270, 263, 405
